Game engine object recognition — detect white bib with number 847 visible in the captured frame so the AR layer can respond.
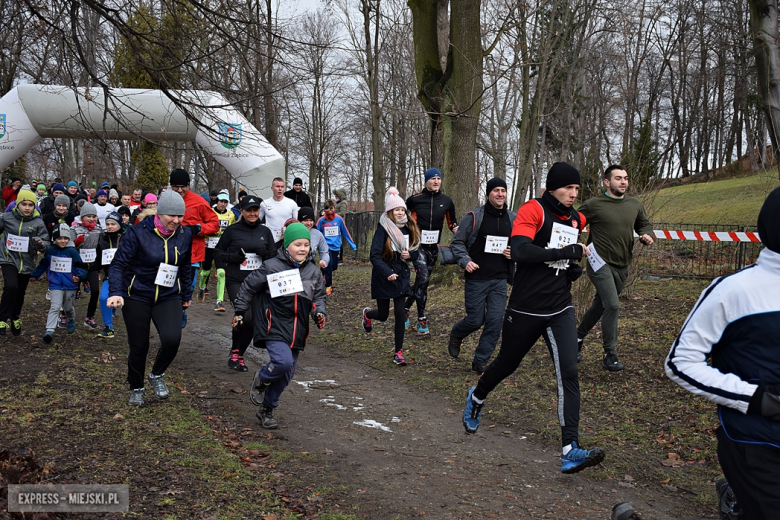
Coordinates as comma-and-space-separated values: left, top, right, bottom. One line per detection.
268, 269, 304, 298
484, 235, 508, 254
155, 263, 179, 287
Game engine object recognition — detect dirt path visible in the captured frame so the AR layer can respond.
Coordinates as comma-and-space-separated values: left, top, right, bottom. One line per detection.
180, 301, 701, 520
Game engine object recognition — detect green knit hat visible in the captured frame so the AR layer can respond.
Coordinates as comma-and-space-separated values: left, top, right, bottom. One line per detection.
15, 189, 38, 207
284, 222, 310, 248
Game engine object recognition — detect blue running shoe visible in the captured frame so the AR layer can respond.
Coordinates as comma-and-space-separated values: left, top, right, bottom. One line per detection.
181, 310, 188, 329
84, 282, 91, 294
361, 308, 373, 333
561, 441, 605, 474
404, 309, 410, 329
66, 319, 76, 334
462, 387, 483, 434
416, 317, 429, 335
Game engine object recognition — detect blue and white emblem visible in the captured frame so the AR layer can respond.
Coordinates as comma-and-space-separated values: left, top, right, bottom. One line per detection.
218, 122, 242, 149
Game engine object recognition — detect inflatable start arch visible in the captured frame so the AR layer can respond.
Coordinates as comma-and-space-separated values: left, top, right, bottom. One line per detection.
0, 85, 284, 199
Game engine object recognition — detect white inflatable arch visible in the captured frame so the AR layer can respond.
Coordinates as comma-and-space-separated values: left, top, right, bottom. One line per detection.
0, 85, 284, 199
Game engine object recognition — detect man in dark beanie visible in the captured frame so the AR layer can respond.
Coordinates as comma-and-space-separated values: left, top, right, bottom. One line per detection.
666, 186, 780, 520
283, 177, 313, 208
449, 177, 515, 374
461, 162, 607, 475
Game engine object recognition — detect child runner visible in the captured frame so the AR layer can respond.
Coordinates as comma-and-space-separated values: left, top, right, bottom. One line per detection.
96, 211, 124, 338
70, 202, 103, 330
0, 189, 49, 336
42, 194, 75, 239
361, 188, 421, 365
316, 200, 356, 294
235, 222, 327, 429
30, 223, 87, 342
298, 207, 329, 269
198, 192, 236, 311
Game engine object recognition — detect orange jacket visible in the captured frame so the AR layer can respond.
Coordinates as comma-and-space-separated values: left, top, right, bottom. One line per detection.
182, 190, 220, 263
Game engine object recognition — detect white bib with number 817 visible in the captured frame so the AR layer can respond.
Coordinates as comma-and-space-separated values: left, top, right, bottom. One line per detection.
155, 263, 179, 287
52, 256, 72, 273
6, 234, 28, 252
80, 248, 97, 263
421, 230, 439, 244
240, 253, 261, 270
268, 269, 304, 298
549, 223, 578, 249
484, 235, 508, 254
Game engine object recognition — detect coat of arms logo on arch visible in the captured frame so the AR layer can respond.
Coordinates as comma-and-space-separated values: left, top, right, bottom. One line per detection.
218, 122, 241, 149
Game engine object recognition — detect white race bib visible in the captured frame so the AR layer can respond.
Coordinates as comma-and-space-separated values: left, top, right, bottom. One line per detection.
391, 235, 410, 252
268, 269, 304, 298
207, 236, 219, 249
155, 263, 179, 287
6, 234, 29, 252
52, 256, 72, 273
80, 248, 97, 263
240, 253, 262, 271
421, 230, 439, 244
588, 244, 606, 273
102, 248, 117, 265
549, 222, 579, 249
272, 228, 282, 242
324, 226, 339, 237
484, 235, 509, 254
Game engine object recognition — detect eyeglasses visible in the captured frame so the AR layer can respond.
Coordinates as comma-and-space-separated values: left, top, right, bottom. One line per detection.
171, 185, 187, 191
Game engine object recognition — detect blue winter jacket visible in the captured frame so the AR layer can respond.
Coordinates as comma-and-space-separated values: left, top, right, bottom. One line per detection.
31, 245, 87, 290
316, 214, 357, 251
108, 216, 193, 304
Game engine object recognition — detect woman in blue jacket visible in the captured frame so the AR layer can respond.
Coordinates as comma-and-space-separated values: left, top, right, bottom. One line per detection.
361, 188, 421, 365
107, 191, 193, 406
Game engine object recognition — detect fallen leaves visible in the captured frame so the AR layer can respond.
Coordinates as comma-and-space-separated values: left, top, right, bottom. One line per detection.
661, 452, 684, 467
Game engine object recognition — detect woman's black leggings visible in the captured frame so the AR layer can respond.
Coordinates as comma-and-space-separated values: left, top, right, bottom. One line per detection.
0, 264, 30, 321
227, 282, 255, 355
123, 298, 183, 389
367, 296, 406, 352
84, 270, 100, 318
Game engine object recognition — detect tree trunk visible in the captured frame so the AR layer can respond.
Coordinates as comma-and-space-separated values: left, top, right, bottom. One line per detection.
749, 0, 780, 175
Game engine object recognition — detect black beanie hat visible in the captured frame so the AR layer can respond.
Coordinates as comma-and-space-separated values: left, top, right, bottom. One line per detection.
758, 187, 780, 253
293, 177, 303, 186
210, 189, 219, 197
298, 206, 315, 222
169, 168, 190, 186
486, 177, 507, 194
545, 162, 581, 191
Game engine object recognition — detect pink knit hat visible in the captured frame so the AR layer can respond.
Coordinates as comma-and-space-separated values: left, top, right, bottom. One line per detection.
144, 193, 158, 204
384, 187, 406, 213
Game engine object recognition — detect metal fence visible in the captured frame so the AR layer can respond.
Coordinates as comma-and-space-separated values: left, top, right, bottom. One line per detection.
343, 213, 762, 278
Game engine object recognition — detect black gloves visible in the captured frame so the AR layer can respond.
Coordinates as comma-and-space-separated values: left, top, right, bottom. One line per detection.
749, 385, 780, 420
566, 263, 583, 282
187, 224, 201, 237
555, 243, 584, 261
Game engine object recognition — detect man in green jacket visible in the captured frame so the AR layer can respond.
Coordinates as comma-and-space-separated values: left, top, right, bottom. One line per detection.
576, 165, 653, 372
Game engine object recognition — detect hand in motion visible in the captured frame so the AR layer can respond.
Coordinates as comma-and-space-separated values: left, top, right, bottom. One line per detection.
315, 313, 326, 329
502, 246, 511, 259
231, 314, 244, 331
465, 261, 479, 273
182, 300, 191, 309
107, 296, 124, 309
319, 260, 327, 269
639, 234, 654, 246
387, 273, 398, 281
400, 249, 410, 260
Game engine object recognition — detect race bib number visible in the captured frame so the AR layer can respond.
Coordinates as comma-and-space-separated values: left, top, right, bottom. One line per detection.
272, 228, 282, 242
268, 269, 304, 298
6, 234, 28, 252
240, 253, 262, 271
207, 236, 220, 249
80, 248, 97, 263
549, 222, 579, 249
421, 230, 439, 244
392, 235, 410, 252
484, 235, 508, 254
52, 256, 72, 273
102, 248, 117, 265
155, 263, 179, 288
324, 226, 339, 237
588, 245, 606, 273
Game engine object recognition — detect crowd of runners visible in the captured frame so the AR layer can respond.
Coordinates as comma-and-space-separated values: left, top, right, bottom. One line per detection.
1, 164, 777, 520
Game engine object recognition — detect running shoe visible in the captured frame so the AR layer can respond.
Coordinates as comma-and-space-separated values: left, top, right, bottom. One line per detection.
84, 317, 99, 329
361, 307, 373, 333
83, 282, 91, 293
256, 405, 278, 429
181, 310, 188, 329
97, 326, 114, 339
250, 370, 269, 406
448, 333, 462, 358
42, 331, 53, 344
416, 317, 430, 335
471, 362, 487, 375
0, 321, 8, 336
603, 352, 625, 372
11, 319, 21, 337
149, 373, 169, 399
129, 388, 145, 406
66, 319, 76, 334
203, 287, 210, 296
462, 387, 483, 433
75, 289, 81, 300
404, 309, 410, 329
393, 350, 407, 366
214, 301, 225, 312
228, 349, 242, 371
326, 286, 332, 295
612, 502, 643, 520
197, 289, 205, 303
560, 441, 605, 473
716, 478, 742, 520
58, 314, 67, 329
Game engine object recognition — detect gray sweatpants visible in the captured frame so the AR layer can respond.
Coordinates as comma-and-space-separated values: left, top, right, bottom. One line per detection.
450, 278, 508, 366
576, 261, 628, 354
47, 289, 76, 331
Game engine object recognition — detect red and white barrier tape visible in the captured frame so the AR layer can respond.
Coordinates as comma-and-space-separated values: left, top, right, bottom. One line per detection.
651, 229, 760, 242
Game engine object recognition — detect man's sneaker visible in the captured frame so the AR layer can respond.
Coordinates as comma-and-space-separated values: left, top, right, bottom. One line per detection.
603, 352, 625, 372
58, 314, 67, 329
448, 333, 462, 358
197, 289, 205, 302
129, 388, 145, 406
472, 362, 486, 375
0, 321, 6, 335
462, 387, 483, 434
560, 441, 605, 473
256, 405, 278, 429
149, 373, 169, 399
393, 350, 408, 365
250, 370, 269, 406
214, 301, 225, 312
716, 478, 742, 520
361, 308, 373, 333
417, 317, 430, 335
98, 326, 114, 339
66, 319, 76, 334
577, 338, 584, 363
228, 349, 248, 371
203, 288, 210, 296
42, 331, 53, 344
83, 282, 91, 293
84, 317, 99, 329
612, 502, 643, 520
326, 286, 332, 295
404, 310, 410, 329
11, 318, 21, 336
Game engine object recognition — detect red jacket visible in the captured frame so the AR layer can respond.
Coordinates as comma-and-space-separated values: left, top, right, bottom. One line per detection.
182, 189, 220, 263
2, 185, 18, 207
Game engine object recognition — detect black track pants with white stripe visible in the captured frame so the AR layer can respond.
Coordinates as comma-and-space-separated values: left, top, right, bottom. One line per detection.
475, 307, 580, 447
